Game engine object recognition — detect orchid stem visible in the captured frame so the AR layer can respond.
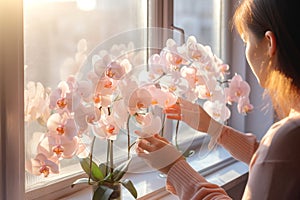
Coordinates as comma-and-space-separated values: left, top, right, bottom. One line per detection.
88, 136, 96, 184
153, 72, 166, 83
106, 140, 110, 176
159, 113, 166, 137
175, 120, 180, 150
109, 139, 114, 181
127, 114, 131, 160
128, 141, 136, 151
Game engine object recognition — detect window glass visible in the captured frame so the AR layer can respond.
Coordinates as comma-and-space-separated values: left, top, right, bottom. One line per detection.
174, 0, 221, 56
173, 0, 223, 146
24, 0, 147, 191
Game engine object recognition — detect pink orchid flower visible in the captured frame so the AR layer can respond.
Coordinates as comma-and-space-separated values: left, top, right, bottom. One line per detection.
61, 76, 94, 106
106, 59, 132, 80
92, 115, 120, 140
92, 54, 112, 77
146, 84, 177, 108
46, 113, 77, 140
118, 77, 138, 101
237, 96, 254, 115
160, 39, 186, 71
203, 100, 231, 122
110, 43, 127, 57
197, 78, 220, 100
76, 80, 93, 101
134, 114, 162, 138
93, 94, 112, 108
25, 153, 59, 177
180, 66, 199, 88
37, 134, 80, 159
110, 42, 135, 59
127, 88, 152, 115
73, 104, 101, 135
185, 41, 201, 60
148, 53, 167, 76
165, 51, 184, 70
94, 75, 118, 97
185, 36, 210, 61
49, 81, 72, 112
134, 112, 153, 127
167, 80, 189, 99
24, 81, 51, 123
225, 74, 251, 103
112, 100, 129, 130
215, 56, 230, 76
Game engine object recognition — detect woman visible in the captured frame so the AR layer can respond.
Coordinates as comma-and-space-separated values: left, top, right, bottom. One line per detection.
136, 0, 300, 199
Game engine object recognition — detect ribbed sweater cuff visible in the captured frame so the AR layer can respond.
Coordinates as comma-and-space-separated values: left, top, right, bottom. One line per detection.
166, 159, 207, 194
218, 126, 258, 164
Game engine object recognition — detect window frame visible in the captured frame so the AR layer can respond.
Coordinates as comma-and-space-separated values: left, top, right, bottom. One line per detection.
0, 0, 25, 199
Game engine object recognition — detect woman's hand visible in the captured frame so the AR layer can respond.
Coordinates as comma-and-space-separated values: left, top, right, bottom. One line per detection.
164, 98, 224, 149
164, 97, 211, 132
136, 133, 184, 175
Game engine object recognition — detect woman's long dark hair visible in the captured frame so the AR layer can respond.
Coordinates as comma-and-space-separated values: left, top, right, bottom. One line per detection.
233, 0, 300, 117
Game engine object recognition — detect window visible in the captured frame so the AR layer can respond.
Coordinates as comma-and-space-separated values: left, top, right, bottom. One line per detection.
1, 0, 274, 200
24, 0, 148, 199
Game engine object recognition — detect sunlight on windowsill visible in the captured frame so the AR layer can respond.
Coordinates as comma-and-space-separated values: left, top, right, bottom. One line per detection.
59, 146, 248, 200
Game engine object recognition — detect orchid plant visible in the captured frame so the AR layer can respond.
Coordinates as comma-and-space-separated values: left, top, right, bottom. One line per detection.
25, 33, 253, 199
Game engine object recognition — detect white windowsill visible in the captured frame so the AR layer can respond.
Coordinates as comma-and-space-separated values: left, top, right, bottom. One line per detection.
59, 146, 249, 200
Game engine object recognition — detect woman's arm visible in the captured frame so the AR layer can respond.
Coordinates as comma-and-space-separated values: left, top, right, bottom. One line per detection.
165, 98, 259, 165
136, 134, 232, 200
218, 126, 259, 164
166, 159, 232, 200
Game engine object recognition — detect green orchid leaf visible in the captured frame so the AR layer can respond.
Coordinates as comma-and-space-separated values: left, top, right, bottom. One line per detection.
99, 163, 108, 177
111, 158, 132, 182
183, 149, 194, 158
93, 185, 113, 200
121, 179, 137, 199
79, 157, 104, 181
71, 178, 92, 188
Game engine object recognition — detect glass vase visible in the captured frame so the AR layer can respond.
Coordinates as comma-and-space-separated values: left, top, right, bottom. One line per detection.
93, 182, 121, 200
107, 182, 121, 200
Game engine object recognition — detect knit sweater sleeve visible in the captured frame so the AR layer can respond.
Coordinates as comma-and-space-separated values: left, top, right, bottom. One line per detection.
217, 126, 259, 164
166, 126, 259, 199
166, 160, 232, 200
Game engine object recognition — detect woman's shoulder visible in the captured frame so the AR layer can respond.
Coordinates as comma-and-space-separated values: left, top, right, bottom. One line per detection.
266, 115, 300, 161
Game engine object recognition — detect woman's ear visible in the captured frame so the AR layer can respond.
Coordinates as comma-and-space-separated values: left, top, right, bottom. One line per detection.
265, 31, 277, 57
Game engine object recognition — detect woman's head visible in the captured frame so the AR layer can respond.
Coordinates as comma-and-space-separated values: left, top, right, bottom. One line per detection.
233, 0, 300, 117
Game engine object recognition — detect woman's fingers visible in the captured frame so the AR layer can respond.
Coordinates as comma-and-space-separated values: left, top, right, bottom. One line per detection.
154, 134, 170, 143
135, 131, 166, 144
136, 146, 145, 155
164, 103, 180, 110
164, 103, 183, 120
137, 138, 158, 152
135, 133, 184, 174
135, 133, 170, 153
